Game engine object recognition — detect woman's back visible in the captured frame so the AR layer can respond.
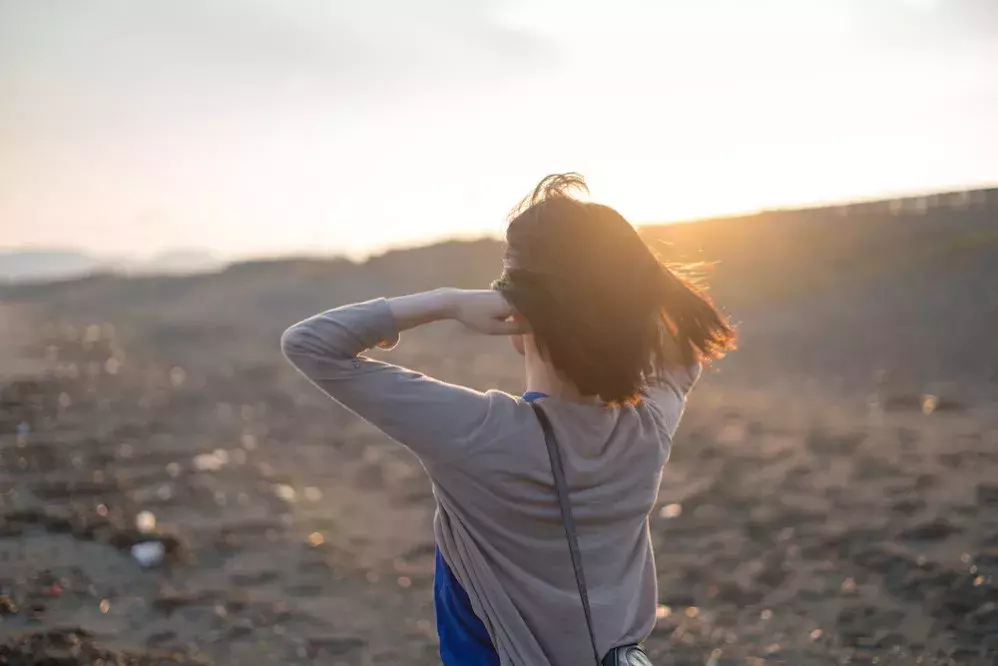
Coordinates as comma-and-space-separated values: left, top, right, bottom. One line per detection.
429, 386, 696, 664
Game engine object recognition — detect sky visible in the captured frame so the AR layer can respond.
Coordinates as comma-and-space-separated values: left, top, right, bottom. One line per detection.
1, 0, 997, 260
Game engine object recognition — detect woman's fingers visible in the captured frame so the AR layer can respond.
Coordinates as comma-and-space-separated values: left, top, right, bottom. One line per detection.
477, 313, 530, 335
451, 289, 529, 335
486, 318, 529, 335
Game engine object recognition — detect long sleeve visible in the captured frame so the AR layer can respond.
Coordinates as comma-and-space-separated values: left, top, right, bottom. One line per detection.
645, 362, 701, 439
280, 298, 509, 466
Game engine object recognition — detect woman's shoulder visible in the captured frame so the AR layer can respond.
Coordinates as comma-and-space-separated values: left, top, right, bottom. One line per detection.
641, 362, 701, 440
461, 388, 541, 438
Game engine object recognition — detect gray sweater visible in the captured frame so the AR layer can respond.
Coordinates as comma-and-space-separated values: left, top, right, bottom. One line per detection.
281, 298, 699, 665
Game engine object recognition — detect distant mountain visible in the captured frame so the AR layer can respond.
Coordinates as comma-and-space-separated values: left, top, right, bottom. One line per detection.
0, 250, 105, 283
0, 248, 223, 284
116, 249, 222, 276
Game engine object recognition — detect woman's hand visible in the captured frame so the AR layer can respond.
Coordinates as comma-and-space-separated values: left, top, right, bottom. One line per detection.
387, 289, 528, 337
449, 289, 527, 335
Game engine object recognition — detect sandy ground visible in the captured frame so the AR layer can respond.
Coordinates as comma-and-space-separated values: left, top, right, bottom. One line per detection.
2, 317, 998, 666
0, 305, 47, 380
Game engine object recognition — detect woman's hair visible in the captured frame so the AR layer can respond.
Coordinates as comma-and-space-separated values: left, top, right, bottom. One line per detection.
492, 173, 735, 405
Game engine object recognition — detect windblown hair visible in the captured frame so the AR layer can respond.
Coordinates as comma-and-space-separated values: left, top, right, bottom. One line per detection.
492, 173, 735, 405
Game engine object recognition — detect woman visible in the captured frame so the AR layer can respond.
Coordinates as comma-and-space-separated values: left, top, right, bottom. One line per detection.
281, 174, 735, 665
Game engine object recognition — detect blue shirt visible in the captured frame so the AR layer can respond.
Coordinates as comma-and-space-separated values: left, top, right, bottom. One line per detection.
435, 391, 547, 665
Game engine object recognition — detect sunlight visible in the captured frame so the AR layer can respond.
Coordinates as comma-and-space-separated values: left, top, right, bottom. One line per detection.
1, 0, 996, 260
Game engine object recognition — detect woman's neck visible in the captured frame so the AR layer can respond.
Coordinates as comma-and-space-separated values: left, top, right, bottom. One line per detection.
524, 353, 601, 405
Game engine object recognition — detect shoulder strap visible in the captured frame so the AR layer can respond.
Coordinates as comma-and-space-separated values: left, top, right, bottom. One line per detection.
531, 402, 602, 666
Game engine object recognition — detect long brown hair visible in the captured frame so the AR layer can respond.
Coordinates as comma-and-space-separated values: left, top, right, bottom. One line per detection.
492, 173, 735, 405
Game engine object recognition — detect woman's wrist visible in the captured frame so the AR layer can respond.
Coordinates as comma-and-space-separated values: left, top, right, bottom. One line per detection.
387, 288, 463, 332
429, 287, 461, 320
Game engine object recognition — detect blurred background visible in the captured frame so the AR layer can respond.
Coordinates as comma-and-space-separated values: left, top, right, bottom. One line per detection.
1, 1, 997, 664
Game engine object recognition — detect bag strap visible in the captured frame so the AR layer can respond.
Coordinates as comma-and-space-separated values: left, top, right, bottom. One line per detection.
531, 402, 602, 666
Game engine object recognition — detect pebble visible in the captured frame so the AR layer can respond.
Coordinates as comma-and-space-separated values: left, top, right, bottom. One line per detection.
659, 503, 683, 519
131, 541, 165, 568
274, 484, 296, 502
135, 511, 156, 533
0, 596, 18, 616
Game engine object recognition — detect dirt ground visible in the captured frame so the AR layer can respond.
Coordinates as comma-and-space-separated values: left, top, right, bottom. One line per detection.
2, 303, 997, 666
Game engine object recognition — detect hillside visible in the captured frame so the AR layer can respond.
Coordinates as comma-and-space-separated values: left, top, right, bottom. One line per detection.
4, 187, 996, 398
0, 249, 222, 283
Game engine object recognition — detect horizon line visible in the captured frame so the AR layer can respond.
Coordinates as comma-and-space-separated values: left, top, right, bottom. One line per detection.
4, 179, 998, 265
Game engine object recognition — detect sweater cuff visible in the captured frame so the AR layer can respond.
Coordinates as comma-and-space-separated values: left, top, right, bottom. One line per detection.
369, 297, 401, 351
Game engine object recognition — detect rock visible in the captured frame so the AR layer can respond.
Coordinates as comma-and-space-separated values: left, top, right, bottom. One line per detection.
227, 619, 255, 638
153, 588, 207, 615
875, 632, 907, 649
882, 562, 931, 602
228, 570, 280, 586
0, 596, 17, 616
131, 541, 166, 567
135, 510, 157, 533
0, 627, 207, 665
938, 452, 964, 468
401, 542, 437, 562
945, 645, 982, 661
965, 602, 998, 632
836, 606, 905, 646
33, 646, 81, 665
899, 518, 961, 541
891, 497, 926, 515
853, 547, 914, 575
718, 582, 763, 606
306, 635, 367, 656
110, 528, 187, 564
40, 509, 74, 533
977, 483, 998, 506
806, 431, 865, 456
914, 473, 936, 489
0, 520, 23, 537
659, 593, 696, 608
145, 630, 177, 647
930, 571, 998, 627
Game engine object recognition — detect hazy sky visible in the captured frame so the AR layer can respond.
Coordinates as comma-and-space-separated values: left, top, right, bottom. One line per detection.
2, 0, 997, 259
